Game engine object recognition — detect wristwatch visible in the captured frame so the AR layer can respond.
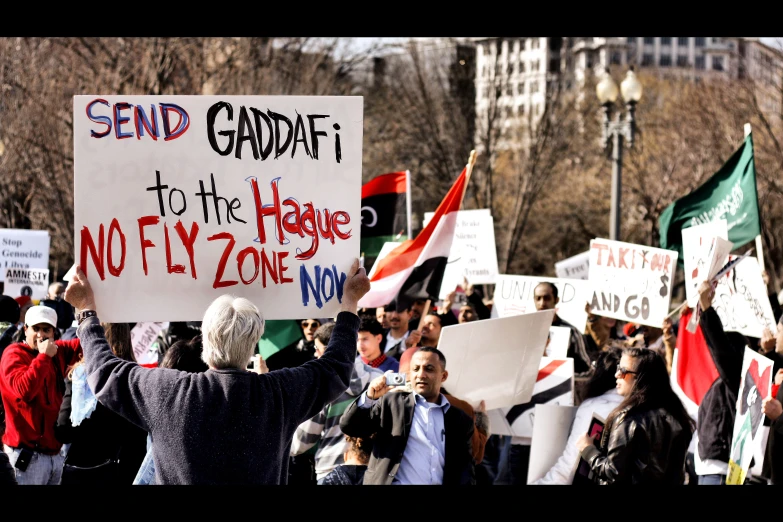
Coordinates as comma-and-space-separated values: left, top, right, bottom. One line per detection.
78, 310, 98, 325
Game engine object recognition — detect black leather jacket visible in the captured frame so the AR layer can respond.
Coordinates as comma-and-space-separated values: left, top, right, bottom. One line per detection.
581, 407, 692, 485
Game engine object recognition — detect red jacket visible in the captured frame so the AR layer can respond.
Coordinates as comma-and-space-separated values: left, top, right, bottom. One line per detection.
0, 339, 81, 453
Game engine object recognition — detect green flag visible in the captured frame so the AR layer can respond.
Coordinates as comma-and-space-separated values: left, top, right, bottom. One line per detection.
658, 133, 760, 262
257, 320, 302, 360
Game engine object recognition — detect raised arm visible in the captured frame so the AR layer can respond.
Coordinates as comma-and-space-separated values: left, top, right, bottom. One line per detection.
697, 281, 744, 393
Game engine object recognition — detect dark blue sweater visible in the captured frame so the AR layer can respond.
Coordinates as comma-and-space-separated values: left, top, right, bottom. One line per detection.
77, 311, 359, 485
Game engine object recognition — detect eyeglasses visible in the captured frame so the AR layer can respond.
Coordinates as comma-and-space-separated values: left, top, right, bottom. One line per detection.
301, 321, 320, 328
617, 367, 638, 379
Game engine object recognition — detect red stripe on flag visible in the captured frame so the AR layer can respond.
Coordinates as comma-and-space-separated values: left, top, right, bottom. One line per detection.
362, 171, 407, 198
537, 360, 566, 381
371, 168, 467, 281
675, 308, 719, 406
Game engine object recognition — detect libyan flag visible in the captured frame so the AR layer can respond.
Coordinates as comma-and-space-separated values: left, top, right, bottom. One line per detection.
257, 320, 302, 360
358, 167, 467, 308
360, 171, 409, 258
659, 133, 761, 263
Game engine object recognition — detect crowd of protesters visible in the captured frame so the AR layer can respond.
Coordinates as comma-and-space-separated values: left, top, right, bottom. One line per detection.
0, 259, 782, 486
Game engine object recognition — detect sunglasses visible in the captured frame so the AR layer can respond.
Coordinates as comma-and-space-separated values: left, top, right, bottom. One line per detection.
617, 367, 638, 379
301, 321, 320, 328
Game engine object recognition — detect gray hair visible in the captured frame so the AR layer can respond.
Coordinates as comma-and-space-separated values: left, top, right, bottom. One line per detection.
201, 295, 265, 370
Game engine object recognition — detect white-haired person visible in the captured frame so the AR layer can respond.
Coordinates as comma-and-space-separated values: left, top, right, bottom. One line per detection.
63, 259, 370, 485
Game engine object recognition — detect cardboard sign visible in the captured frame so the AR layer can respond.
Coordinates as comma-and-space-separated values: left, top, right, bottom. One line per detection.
555, 251, 590, 280
588, 238, 678, 328
423, 209, 498, 297
3, 268, 49, 301
713, 256, 778, 338
73, 96, 363, 322
681, 219, 729, 308
727, 347, 774, 485
436, 309, 554, 410
493, 275, 589, 332
487, 357, 574, 437
527, 404, 578, 484
0, 228, 50, 282
130, 321, 169, 365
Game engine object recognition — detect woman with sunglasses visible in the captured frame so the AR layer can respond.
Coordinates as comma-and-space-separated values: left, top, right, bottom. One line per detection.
576, 347, 694, 484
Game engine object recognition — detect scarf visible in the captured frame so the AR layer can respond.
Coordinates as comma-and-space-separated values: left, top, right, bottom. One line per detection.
361, 353, 388, 369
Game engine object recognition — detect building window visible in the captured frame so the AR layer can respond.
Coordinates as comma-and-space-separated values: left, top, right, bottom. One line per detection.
678, 37, 689, 46
549, 58, 560, 72
695, 37, 706, 47
507, 63, 514, 75
531, 81, 539, 93
660, 54, 672, 67
532, 60, 540, 72
519, 104, 526, 116
519, 60, 525, 73
627, 50, 636, 64
643, 37, 654, 45
611, 52, 622, 65
518, 82, 525, 94
677, 55, 688, 67
661, 37, 672, 46
642, 54, 654, 66
712, 56, 724, 71
627, 37, 636, 44
695, 56, 705, 69
531, 39, 540, 49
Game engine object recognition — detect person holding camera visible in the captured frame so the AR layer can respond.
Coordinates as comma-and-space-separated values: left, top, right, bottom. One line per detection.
0, 305, 82, 484
340, 347, 475, 485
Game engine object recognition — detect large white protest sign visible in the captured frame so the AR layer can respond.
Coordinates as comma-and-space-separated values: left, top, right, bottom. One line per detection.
423, 209, 498, 297
493, 275, 589, 332
3, 268, 50, 301
713, 256, 778, 338
527, 404, 578, 484
436, 309, 554, 411
367, 241, 401, 279
130, 321, 169, 365
727, 347, 773, 485
588, 238, 678, 328
488, 357, 574, 437
74, 96, 363, 322
0, 229, 50, 282
554, 251, 590, 280
681, 219, 729, 308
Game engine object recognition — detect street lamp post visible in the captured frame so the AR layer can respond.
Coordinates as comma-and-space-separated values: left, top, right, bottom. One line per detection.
596, 66, 643, 241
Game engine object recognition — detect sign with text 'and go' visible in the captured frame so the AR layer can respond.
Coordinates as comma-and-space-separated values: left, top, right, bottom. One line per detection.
588, 238, 677, 328
74, 96, 363, 322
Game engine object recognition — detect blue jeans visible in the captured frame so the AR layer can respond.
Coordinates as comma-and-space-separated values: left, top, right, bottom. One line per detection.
133, 435, 155, 485
3, 445, 64, 485
698, 474, 726, 485
494, 437, 531, 485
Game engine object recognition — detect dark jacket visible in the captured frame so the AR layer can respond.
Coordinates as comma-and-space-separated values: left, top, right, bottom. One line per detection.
55, 379, 148, 485
76, 312, 359, 485
0, 448, 16, 484
381, 331, 407, 362
762, 383, 783, 484
698, 307, 745, 463
320, 464, 367, 485
581, 407, 692, 485
340, 390, 475, 485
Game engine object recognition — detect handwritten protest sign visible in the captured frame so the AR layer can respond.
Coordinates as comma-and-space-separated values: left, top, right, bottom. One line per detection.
0, 229, 50, 282
74, 96, 363, 322
3, 268, 49, 301
713, 256, 777, 338
681, 219, 729, 308
436, 310, 554, 411
588, 238, 678, 328
727, 347, 773, 485
493, 275, 589, 332
423, 209, 498, 297
554, 251, 590, 280
130, 322, 169, 365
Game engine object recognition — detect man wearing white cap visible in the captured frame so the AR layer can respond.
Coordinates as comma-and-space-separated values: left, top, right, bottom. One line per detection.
0, 305, 81, 484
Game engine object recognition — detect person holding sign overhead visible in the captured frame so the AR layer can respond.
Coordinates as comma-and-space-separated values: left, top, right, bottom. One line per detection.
63, 259, 371, 485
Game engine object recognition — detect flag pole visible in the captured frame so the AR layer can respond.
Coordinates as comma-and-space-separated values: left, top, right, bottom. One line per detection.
405, 170, 412, 240
744, 123, 766, 272
460, 150, 477, 210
